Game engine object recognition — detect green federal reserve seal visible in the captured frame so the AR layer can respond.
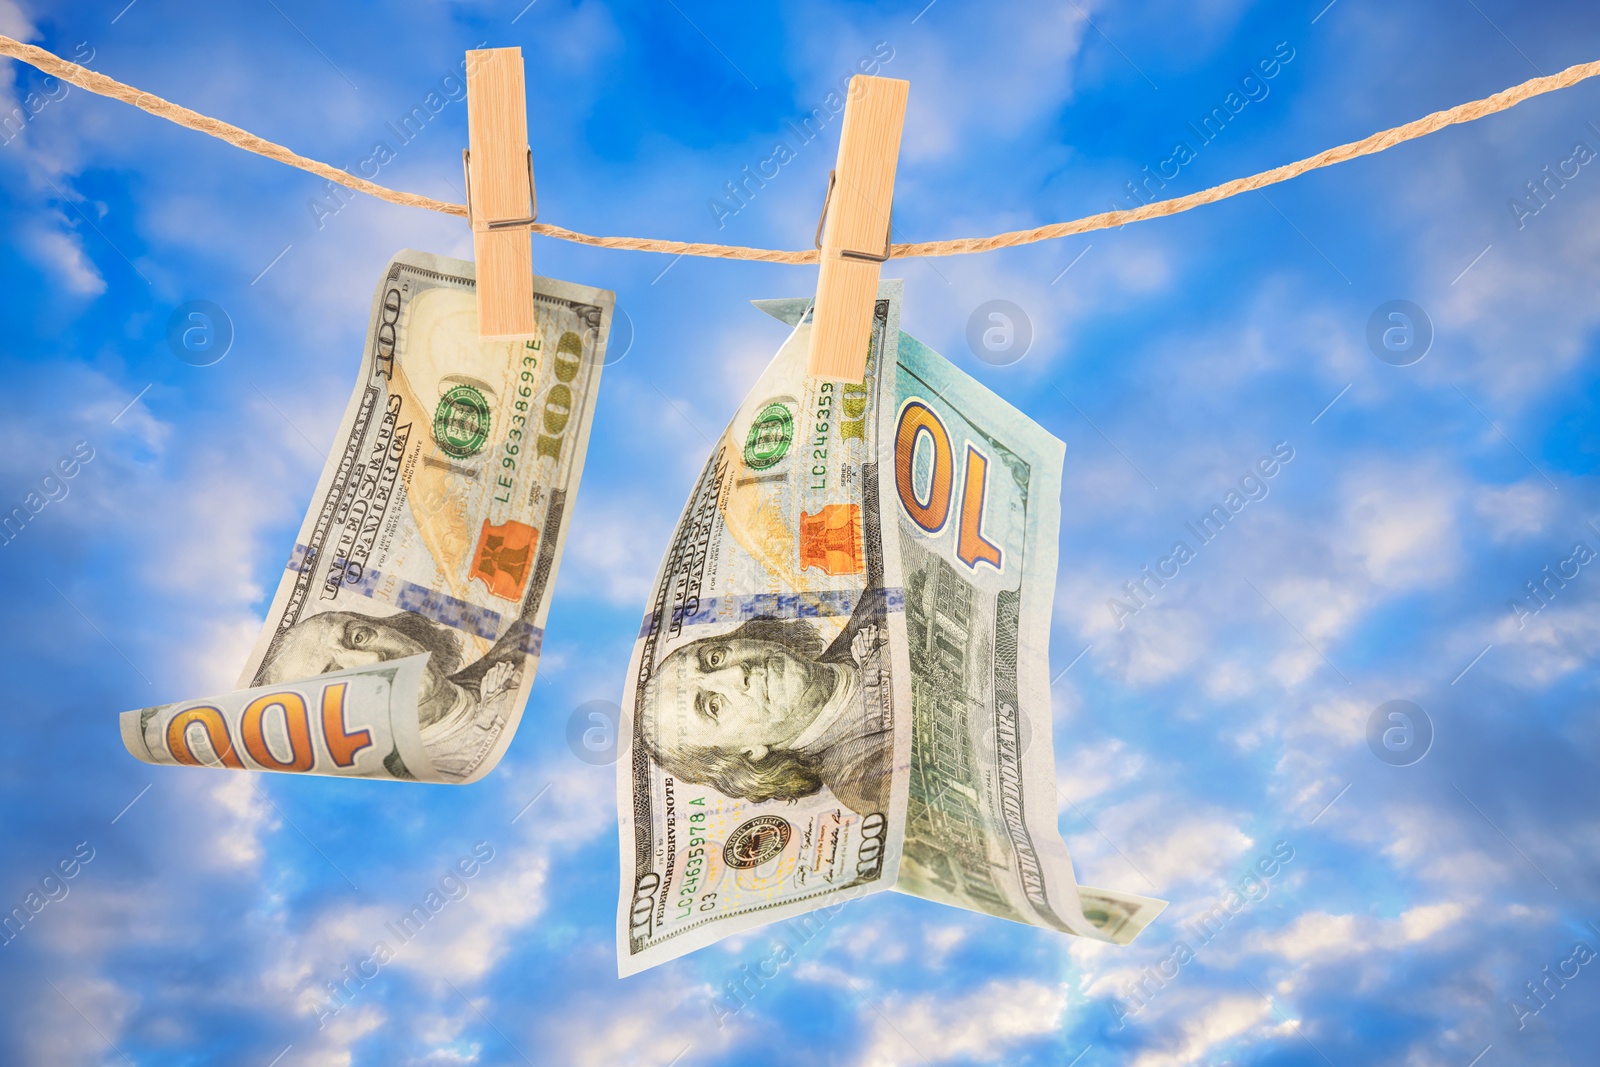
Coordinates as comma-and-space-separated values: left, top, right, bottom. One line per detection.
742, 401, 794, 470
433, 385, 491, 458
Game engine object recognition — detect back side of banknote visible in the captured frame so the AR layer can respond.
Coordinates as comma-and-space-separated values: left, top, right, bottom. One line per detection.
884, 328, 1165, 944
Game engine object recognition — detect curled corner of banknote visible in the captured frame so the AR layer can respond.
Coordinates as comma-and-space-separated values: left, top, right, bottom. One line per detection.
119, 249, 614, 786
1078, 886, 1168, 946
118, 655, 440, 781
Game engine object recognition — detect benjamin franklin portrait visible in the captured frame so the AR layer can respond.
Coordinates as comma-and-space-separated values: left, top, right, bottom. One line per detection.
258, 608, 522, 781
639, 599, 892, 817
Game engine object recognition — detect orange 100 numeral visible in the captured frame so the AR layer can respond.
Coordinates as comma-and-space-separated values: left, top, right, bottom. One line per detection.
893, 399, 1003, 572
165, 682, 372, 772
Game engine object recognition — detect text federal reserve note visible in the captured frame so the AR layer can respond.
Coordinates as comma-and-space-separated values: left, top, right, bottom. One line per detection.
617, 284, 908, 976
121, 249, 613, 785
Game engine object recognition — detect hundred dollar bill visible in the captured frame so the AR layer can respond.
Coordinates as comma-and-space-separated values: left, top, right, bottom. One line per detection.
121, 249, 613, 785
616, 283, 909, 976
883, 327, 1165, 944
615, 286, 1161, 973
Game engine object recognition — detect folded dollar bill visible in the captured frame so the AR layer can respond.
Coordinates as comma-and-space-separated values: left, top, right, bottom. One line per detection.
616, 282, 1162, 975
121, 249, 613, 785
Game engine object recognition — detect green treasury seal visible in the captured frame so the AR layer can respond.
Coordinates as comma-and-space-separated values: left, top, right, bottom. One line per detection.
433, 385, 491, 458
742, 401, 794, 470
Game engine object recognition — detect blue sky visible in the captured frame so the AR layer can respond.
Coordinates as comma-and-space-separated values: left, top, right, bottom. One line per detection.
1, 0, 1598, 1064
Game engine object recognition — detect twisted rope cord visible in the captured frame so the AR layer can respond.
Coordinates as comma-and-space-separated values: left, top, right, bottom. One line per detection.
4, 33, 1597, 264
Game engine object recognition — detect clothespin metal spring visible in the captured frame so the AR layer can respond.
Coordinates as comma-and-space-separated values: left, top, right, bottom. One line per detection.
462, 147, 537, 230
814, 169, 892, 263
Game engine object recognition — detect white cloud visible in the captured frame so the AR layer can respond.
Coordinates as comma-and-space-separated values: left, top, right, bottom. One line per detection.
22, 974, 136, 1067
855, 979, 1067, 1067
1473, 480, 1553, 542
393, 843, 550, 984
1128, 993, 1274, 1067
299, 1005, 386, 1067
1057, 448, 1168, 526
548, 980, 728, 1067
776, 1, 1087, 165
24, 215, 106, 295
0, 0, 34, 42
1057, 457, 1458, 700
132, 448, 285, 599
560, 487, 678, 608
1084, 599, 1211, 687
1244, 901, 1468, 964
88, 393, 316, 693
1337, 465, 1461, 589
922, 922, 973, 964
269, 765, 611, 1059
1249, 910, 1361, 962
1080, 798, 1252, 891
1495, 590, 1600, 685
1399, 901, 1467, 942
257, 846, 550, 1059
1057, 738, 1146, 805
1285, 694, 1366, 747
1124, 460, 1468, 696
1203, 658, 1262, 703
1428, 193, 1600, 407
206, 773, 281, 870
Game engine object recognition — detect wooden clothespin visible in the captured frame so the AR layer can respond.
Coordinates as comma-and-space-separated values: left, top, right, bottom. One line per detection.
807, 75, 909, 381
464, 47, 536, 339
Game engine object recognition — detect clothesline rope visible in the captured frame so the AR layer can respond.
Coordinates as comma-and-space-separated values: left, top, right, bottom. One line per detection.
3, 33, 1597, 264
